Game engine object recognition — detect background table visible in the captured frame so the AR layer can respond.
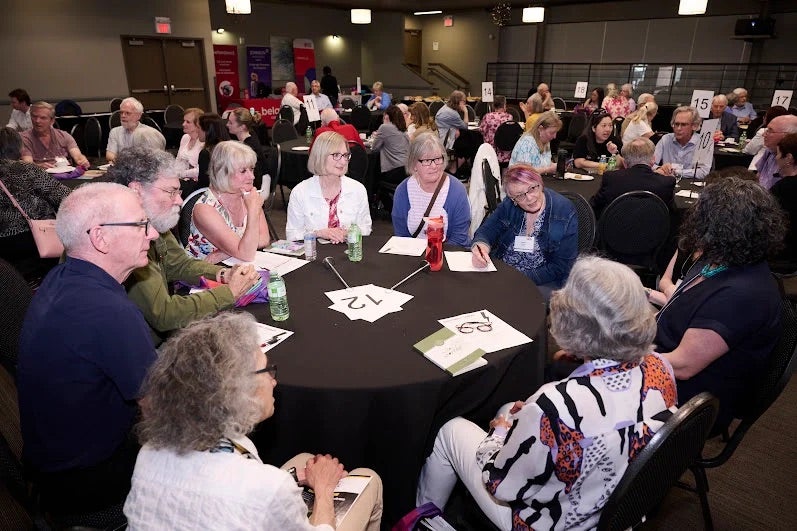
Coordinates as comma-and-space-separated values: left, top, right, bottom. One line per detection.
247, 237, 546, 526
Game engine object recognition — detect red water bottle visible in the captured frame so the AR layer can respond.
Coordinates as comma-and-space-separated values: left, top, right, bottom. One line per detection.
425, 216, 444, 272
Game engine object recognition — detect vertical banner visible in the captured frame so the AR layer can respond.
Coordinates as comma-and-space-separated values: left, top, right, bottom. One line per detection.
246, 46, 272, 98
213, 44, 239, 111
293, 39, 316, 94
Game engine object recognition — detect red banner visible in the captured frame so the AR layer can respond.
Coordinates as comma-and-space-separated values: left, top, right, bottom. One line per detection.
213, 44, 239, 112
227, 98, 283, 127
292, 39, 316, 93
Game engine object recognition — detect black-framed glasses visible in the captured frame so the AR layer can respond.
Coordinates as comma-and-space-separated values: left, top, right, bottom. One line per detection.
254, 363, 277, 378
419, 156, 445, 167
329, 152, 352, 161
151, 185, 181, 199
508, 183, 541, 203
86, 219, 150, 235
456, 312, 493, 334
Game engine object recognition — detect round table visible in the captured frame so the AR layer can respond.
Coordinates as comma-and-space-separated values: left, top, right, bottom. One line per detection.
247, 236, 546, 525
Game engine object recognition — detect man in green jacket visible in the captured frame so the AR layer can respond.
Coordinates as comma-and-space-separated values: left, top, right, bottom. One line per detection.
110, 146, 262, 344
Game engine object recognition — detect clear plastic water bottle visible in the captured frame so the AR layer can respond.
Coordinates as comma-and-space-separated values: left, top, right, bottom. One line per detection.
347, 223, 362, 262
305, 126, 313, 145
303, 228, 317, 261
267, 271, 290, 321
739, 130, 748, 150
597, 155, 607, 176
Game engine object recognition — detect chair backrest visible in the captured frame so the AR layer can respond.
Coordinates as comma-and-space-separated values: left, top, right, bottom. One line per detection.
553, 97, 567, 111
559, 191, 596, 254
482, 159, 500, 214
347, 142, 369, 185
341, 97, 356, 110
109, 110, 121, 129
507, 106, 523, 122
699, 294, 797, 469
350, 106, 372, 132
429, 100, 444, 117
279, 105, 294, 123
163, 104, 184, 127
262, 145, 281, 212
84, 117, 103, 158
109, 98, 123, 112
567, 113, 588, 142
142, 115, 162, 132
0, 364, 29, 530
55, 99, 82, 117
465, 104, 476, 122
597, 191, 670, 269
474, 101, 492, 118
0, 259, 33, 377
612, 116, 625, 138
294, 105, 310, 136
178, 187, 208, 247
493, 121, 523, 152
70, 122, 87, 153
271, 119, 298, 144
597, 393, 719, 531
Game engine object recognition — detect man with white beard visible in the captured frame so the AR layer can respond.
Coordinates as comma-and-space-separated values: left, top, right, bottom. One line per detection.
110, 146, 262, 344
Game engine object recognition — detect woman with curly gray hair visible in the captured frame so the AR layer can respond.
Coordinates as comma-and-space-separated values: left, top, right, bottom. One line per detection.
655, 177, 785, 431
124, 312, 383, 530
417, 256, 677, 530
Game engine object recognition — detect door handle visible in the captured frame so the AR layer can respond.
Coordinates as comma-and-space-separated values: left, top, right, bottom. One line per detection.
170, 84, 175, 94
163, 85, 168, 94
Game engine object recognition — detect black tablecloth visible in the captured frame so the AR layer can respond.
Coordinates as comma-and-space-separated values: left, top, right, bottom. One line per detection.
714, 149, 754, 171
247, 237, 546, 526
544, 173, 701, 210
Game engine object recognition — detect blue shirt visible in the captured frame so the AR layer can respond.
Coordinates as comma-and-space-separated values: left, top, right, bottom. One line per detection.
653, 133, 711, 180
18, 257, 157, 472
726, 102, 757, 121
509, 134, 550, 168
366, 92, 391, 111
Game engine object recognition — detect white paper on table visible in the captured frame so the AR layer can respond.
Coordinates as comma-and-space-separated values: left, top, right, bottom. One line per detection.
224, 251, 308, 276
444, 251, 497, 272
438, 309, 533, 353
254, 322, 294, 352
378, 236, 426, 256
675, 190, 700, 198
325, 284, 413, 322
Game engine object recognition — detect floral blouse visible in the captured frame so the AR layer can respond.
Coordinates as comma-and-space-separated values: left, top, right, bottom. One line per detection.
185, 189, 245, 261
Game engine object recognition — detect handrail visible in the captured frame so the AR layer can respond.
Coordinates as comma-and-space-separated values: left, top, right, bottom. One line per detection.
427, 68, 462, 91
400, 64, 438, 91
427, 63, 470, 91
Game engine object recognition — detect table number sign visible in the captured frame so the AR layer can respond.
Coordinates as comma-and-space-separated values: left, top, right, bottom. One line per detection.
691, 90, 714, 119
574, 81, 588, 99
303, 95, 320, 122
693, 118, 719, 170
481, 82, 494, 103
325, 284, 413, 322
772, 90, 793, 109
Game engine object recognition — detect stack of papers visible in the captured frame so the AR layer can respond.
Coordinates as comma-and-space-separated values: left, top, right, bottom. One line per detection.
438, 310, 533, 353
378, 236, 427, 256
224, 251, 308, 276
414, 327, 487, 376
265, 240, 305, 256
254, 323, 293, 352
675, 190, 700, 199
444, 251, 496, 272
325, 284, 413, 322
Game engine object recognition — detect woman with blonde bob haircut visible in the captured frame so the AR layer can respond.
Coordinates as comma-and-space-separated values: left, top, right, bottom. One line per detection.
286, 131, 372, 243
509, 110, 563, 173
185, 140, 269, 263
125, 312, 384, 530
417, 256, 677, 529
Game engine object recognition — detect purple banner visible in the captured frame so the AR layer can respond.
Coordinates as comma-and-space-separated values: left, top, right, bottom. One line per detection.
246, 46, 272, 99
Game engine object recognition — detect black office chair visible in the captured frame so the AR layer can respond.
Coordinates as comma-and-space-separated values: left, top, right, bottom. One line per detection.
261, 144, 285, 211
597, 393, 719, 531
141, 115, 162, 132
347, 142, 369, 186
271, 119, 298, 144
54, 100, 82, 117
278, 105, 294, 124
350, 106, 372, 133
553, 97, 567, 111
109, 98, 123, 112
559, 113, 587, 152
109, 110, 121, 129
612, 116, 624, 138
294, 105, 310, 136
70, 122, 87, 154
559, 191, 596, 254
493, 121, 523, 165
482, 159, 501, 218
428, 100, 444, 117
597, 191, 670, 287
163, 104, 184, 129
178, 187, 208, 247
84, 117, 103, 159
0, 259, 33, 377
464, 105, 476, 122
341, 97, 356, 110
506, 106, 523, 122
474, 101, 492, 119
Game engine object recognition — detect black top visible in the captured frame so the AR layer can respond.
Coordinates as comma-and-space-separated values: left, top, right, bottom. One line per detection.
573, 134, 622, 163
770, 175, 797, 265
243, 135, 266, 190
320, 73, 339, 106
590, 164, 676, 217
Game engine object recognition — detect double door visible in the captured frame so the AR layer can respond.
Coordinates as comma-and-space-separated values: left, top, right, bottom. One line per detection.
121, 36, 209, 110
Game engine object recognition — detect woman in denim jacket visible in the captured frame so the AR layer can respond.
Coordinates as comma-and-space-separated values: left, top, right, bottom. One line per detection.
472, 164, 578, 299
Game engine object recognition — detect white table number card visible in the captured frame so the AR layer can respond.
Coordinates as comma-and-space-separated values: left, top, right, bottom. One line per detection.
481, 82, 494, 103
325, 284, 413, 322
693, 118, 719, 171
690, 90, 714, 119
772, 90, 793, 109
303, 95, 320, 122
574, 82, 588, 99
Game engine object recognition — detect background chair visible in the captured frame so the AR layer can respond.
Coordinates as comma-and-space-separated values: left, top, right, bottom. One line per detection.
109, 98, 123, 112
163, 104, 185, 149
178, 187, 208, 247
69, 122, 87, 154
506, 106, 523, 122
141, 116, 161, 132
612, 116, 625, 138
109, 110, 121, 129
82, 117, 103, 159
350, 106, 372, 133
559, 113, 587, 153
553, 97, 567, 111
294, 105, 310, 136
493, 121, 523, 167
341, 97, 356, 110
54, 100, 81, 117
428, 100, 444, 117
559, 191, 596, 254
0, 259, 33, 377
482, 158, 501, 217
597, 191, 670, 287
464, 104, 476, 122
271, 119, 298, 144
474, 101, 492, 119
278, 105, 294, 124
597, 393, 719, 531
347, 142, 369, 186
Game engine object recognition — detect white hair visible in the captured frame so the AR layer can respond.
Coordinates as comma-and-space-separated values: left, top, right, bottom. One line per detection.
320, 108, 338, 126
121, 97, 144, 113
131, 126, 166, 150
56, 183, 139, 251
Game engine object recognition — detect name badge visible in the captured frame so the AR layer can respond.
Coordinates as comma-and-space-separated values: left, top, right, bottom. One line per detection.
514, 235, 536, 253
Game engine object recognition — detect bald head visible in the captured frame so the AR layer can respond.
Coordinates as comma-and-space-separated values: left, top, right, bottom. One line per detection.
765, 115, 797, 150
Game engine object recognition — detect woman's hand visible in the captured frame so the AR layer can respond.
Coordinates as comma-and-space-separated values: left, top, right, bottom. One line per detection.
317, 227, 348, 244
205, 250, 230, 264
489, 415, 512, 431
243, 190, 264, 213
304, 454, 347, 493
656, 163, 674, 176
606, 141, 619, 155
471, 242, 491, 268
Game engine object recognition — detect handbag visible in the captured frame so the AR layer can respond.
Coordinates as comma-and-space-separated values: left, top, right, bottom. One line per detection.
0, 179, 64, 258
411, 174, 447, 238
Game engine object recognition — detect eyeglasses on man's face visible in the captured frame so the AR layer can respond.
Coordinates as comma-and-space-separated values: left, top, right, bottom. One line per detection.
329, 152, 352, 161
509, 183, 542, 203
254, 363, 277, 379
86, 219, 151, 235
418, 156, 445, 167
151, 185, 181, 199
